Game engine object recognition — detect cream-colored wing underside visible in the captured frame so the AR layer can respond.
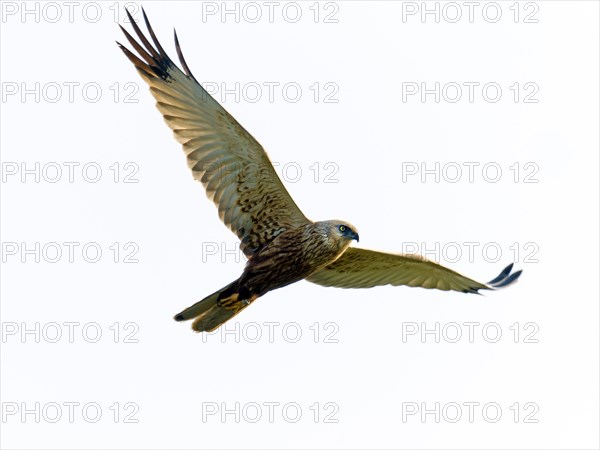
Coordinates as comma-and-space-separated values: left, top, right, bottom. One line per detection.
306, 248, 522, 293
118, 9, 309, 256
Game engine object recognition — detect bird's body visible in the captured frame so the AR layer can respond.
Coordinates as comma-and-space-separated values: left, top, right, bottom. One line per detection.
240, 220, 357, 296
117, 9, 522, 333
176, 220, 358, 331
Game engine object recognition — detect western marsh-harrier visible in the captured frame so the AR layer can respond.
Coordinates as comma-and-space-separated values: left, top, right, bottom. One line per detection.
117, 9, 522, 332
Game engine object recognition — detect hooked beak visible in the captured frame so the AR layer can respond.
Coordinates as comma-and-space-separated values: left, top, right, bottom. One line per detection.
351, 231, 359, 242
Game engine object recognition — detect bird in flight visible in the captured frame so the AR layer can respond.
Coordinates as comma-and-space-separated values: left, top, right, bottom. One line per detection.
117, 9, 522, 332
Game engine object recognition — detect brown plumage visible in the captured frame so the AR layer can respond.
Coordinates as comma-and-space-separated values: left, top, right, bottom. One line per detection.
117, 9, 522, 333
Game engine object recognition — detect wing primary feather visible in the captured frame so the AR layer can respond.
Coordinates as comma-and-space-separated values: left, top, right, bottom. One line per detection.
141, 7, 169, 57
125, 8, 160, 59
491, 270, 522, 288
463, 287, 483, 294
116, 42, 156, 78
118, 25, 156, 66
174, 29, 199, 83
488, 263, 514, 284
118, 13, 174, 81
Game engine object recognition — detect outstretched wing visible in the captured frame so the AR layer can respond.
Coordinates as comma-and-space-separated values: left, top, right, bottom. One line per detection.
306, 248, 522, 293
117, 9, 309, 256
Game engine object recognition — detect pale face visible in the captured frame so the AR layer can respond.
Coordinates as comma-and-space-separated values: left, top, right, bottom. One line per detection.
324, 220, 360, 243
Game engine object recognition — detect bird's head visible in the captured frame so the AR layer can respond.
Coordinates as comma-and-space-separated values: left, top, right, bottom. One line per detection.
317, 220, 359, 245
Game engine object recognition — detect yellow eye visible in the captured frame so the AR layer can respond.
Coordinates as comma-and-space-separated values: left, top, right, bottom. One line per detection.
339, 225, 347, 232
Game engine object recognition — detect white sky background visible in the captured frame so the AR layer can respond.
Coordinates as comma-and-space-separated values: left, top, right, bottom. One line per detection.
0, 1, 598, 449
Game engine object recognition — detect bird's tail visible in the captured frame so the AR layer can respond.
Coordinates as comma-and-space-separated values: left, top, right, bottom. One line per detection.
173, 281, 256, 332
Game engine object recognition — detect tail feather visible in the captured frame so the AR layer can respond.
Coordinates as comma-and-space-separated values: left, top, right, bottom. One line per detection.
173, 281, 253, 332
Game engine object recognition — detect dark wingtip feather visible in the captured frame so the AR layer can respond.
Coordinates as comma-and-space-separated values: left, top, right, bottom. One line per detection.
173, 313, 186, 322
125, 7, 159, 59
462, 285, 484, 295
116, 41, 157, 78
118, 8, 176, 81
118, 24, 155, 66
125, 6, 135, 22
142, 6, 168, 56
493, 269, 523, 288
174, 28, 198, 82
488, 263, 514, 285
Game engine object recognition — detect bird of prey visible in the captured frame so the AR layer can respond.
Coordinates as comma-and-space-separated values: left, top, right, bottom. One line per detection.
117, 9, 522, 332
